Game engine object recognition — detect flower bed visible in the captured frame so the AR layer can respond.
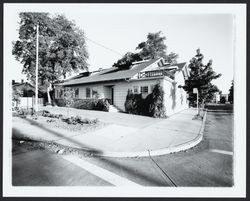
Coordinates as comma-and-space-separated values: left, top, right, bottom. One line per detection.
13, 110, 107, 133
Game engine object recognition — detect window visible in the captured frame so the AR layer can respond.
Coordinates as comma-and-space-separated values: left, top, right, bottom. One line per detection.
56, 89, 59, 98
86, 88, 91, 98
75, 88, 79, 98
60, 89, 63, 98
141, 86, 148, 94
133, 86, 139, 94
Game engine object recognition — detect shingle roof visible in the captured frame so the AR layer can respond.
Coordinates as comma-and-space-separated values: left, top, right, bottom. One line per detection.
61, 59, 187, 86
62, 58, 160, 86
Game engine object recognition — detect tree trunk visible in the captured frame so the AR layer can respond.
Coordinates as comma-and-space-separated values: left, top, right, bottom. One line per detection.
47, 83, 52, 105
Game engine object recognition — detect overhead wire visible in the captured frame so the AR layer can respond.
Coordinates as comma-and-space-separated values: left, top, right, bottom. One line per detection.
85, 36, 123, 56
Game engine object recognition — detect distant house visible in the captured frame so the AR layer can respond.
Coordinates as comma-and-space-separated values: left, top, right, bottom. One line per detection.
213, 92, 221, 103
55, 57, 190, 116
12, 80, 44, 108
12, 79, 36, 97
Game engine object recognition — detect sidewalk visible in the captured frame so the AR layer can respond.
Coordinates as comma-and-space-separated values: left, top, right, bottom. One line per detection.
12, 108, 206, 157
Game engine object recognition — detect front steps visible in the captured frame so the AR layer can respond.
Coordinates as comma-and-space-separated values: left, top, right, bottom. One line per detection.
109, 105, 121, 113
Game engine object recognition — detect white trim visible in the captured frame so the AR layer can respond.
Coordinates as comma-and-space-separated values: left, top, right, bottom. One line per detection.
210, 149, 233, 156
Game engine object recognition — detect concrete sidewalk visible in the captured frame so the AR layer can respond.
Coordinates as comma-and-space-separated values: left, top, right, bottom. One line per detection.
12, 108, 206, 157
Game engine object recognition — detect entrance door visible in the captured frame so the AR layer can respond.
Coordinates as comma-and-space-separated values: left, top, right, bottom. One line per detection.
111, 87, 114, 105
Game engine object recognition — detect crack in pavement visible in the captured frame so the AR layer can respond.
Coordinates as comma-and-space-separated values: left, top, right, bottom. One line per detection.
148, 150, 177, 187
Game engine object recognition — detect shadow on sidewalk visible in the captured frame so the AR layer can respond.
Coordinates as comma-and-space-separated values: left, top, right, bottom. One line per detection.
13, 118, 102, 156
13, 117, 169, 186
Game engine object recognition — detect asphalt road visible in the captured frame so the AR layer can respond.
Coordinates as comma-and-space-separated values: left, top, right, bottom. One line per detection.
12, 106, 233, 187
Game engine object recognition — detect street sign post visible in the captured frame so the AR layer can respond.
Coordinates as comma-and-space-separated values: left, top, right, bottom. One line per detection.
193, 88, 199, 115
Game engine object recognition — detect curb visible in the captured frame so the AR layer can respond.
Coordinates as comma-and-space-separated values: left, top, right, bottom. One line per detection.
94, 109, 208, 158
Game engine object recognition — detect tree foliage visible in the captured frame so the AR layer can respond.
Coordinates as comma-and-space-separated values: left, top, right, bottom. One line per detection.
136, 31, 167, 59
113, 31, 178, 69
183, 49, 221, 106
12, 12, 89, 103
12, 88, 22, 108
228, 80, 234, 104
63, 87, 75, 108
220, 96, 226, 104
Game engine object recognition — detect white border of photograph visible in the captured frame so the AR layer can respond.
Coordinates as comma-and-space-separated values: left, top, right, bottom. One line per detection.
3, 3, 246, 197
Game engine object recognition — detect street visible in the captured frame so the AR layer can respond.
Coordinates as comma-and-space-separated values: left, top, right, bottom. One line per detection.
12, 106, 233, 187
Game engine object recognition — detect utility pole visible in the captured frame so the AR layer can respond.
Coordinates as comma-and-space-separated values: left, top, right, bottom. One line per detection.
35, 24, 39, 113
193, 88, 199, 115
197, 90, 199, 115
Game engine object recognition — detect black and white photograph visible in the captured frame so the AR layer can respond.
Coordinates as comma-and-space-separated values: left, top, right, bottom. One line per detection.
3, 3, 246, 197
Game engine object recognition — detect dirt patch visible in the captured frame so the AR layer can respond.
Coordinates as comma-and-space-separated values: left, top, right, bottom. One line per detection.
12, 139, 98, 158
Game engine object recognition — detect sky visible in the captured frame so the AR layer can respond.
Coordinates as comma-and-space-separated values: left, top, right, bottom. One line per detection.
4, 4, 234, 94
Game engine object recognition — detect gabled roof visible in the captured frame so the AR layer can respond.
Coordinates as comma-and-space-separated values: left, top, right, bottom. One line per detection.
12, 82, 35, 88
175, 62, 187, 70
62, 58, 160, 86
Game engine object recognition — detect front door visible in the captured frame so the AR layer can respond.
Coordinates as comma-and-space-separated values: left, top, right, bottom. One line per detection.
111, 87, 114, 105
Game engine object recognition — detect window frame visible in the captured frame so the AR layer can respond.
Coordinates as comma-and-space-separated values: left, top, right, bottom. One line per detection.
86, 87, 91, 98
75, 88, 79, 99
140, 86, 149, 94
133, 86, 139, 94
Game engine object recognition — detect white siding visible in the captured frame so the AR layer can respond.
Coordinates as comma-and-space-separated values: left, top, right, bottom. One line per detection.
73, 84, 105, 99
113, 79, 161, 111
103, 86, 112, 99
162, 71, 188, 116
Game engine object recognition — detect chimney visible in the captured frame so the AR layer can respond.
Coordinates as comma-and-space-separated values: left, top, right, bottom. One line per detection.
21, 79, 24, 84
12, 80, 15, 85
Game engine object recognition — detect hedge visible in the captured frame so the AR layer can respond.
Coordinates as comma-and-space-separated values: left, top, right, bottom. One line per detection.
55, 98, 110, 112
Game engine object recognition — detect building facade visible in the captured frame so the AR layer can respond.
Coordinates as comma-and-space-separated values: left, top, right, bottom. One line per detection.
55, 58, 190, 116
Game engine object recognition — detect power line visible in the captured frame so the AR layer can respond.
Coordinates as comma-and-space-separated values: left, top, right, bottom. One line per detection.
85, 36, 123, 56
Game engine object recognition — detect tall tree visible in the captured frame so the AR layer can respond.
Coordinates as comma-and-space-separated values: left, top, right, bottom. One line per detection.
12, 12, 88, 105
136, 31, 167, 59
113, 31, 178, 68
183, 48, 221, 107
228, 80, 234, 104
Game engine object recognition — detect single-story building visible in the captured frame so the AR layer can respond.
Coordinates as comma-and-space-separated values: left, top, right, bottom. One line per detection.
12, 80, 44, 108
55, 57, 190, 116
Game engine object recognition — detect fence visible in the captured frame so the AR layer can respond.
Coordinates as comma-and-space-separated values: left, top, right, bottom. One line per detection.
18, 97, 44, 108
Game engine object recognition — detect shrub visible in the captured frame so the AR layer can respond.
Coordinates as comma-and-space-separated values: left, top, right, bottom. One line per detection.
124, 89, 134, 114
61, 115, 99, 125
71, 99, 109, 112
72, 99, 96, 110
95, 99, 110, 112
55, 99, 66, 107
124, 84, 166, 118
63, 88, 75, 107
147, 84, 166, 118
220, 96, 226, 104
